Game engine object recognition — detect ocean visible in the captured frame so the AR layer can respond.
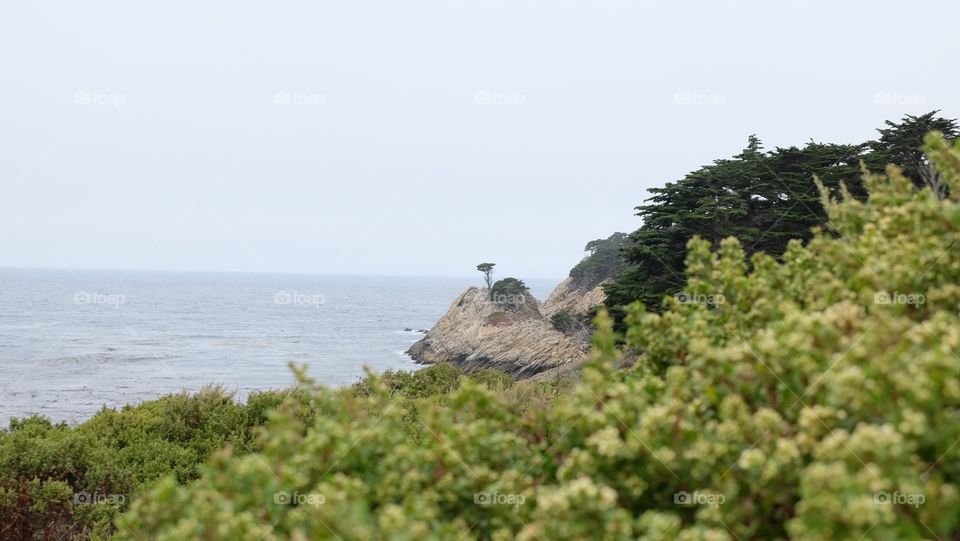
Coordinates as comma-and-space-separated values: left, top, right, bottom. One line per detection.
0, 268, 557, 425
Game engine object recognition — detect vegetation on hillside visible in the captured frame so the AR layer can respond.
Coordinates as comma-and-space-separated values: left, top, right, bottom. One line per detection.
490, 277, 529, 308
103, 133, 960, 540
604, 111, 959, 316
549, 309, 591, 335
568, 233, 630, 291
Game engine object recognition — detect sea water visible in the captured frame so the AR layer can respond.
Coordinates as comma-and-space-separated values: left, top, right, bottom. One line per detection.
0, 268, 556, 424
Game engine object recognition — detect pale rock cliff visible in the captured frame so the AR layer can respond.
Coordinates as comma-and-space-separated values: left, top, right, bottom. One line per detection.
542, 276, 610, 318
406, 287, 588, 378
408, 233, 627, 377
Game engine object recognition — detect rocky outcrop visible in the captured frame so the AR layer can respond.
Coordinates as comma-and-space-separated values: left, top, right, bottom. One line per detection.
542, 276, 610, 318
543, 233, 629, 318
409, 233, 629, 378
406, 287, 588, 378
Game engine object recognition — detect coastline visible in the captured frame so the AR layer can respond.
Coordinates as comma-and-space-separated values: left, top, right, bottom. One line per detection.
1, 273, 563, 426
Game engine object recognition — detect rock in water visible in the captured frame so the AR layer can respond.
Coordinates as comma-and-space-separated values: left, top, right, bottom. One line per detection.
406, 287, 588, 378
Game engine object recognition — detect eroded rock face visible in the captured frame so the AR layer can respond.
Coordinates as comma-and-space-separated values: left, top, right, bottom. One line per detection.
409, 238, 626, 378
406, 287, 588, 378
542, 276, 609, 318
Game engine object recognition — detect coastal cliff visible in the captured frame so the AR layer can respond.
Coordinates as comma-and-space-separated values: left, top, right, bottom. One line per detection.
544, 232, 628, 317
542, 276, 610, 318
407, 233, 629, 377
406, 287, 587, 378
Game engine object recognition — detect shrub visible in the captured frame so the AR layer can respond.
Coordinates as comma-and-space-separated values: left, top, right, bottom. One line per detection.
0, 366, 514, 540
115, 135, 960, 540
352, 364, 513, 401
0, 386, 310, 540
550, 310, 591, 335
490, 278, 528, 307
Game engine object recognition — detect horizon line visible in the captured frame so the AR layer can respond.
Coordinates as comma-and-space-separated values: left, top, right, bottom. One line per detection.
0, 265, 566, 283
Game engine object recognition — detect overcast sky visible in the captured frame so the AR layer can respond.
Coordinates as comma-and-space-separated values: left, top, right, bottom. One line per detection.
1, 0, 956, 279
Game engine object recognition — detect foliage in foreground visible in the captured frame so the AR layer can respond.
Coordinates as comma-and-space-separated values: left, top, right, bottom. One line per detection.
115, 134, 960, 540
0, 387, 305, 540
0, 366, 510, 540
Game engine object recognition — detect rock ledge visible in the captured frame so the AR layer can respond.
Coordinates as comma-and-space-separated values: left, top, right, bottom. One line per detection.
406, 287, 588, 378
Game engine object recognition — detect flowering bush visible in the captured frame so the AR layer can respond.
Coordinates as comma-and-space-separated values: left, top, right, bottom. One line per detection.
115, 134, 960, 540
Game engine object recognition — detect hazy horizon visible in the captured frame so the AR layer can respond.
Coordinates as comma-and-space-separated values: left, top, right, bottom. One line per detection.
2, 0, 957, 278
0, 264, 565, 282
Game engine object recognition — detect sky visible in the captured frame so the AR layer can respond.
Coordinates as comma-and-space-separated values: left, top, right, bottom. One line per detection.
0, 0, 957, 280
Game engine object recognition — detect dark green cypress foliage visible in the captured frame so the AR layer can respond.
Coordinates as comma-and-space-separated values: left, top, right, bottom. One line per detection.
605, 112, 955, 319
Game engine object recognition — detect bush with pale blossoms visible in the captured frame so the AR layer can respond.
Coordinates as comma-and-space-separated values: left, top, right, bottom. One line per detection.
115, 133, 960, 540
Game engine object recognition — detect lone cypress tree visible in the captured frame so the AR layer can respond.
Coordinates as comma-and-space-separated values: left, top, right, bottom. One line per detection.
476, 263, 495, 290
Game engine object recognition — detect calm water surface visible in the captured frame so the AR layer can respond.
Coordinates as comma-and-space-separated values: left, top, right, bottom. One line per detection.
0, 269, 556, 424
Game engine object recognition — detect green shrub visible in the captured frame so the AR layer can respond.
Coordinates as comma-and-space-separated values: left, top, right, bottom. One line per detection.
0, 366, 514, 540
490, 278, 528, 307
0, 386, 310, 540
113, 133, 960, 540
353, 364, 513, 400
550, 310, 591, 335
